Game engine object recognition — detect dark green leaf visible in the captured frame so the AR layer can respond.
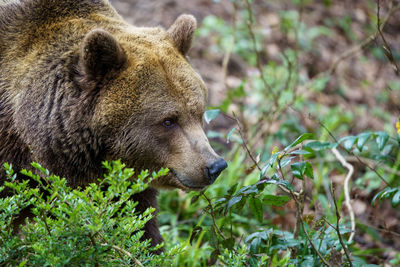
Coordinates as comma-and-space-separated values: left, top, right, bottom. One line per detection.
291, 163, 303, 180
250, 237, 261, 254
249, 197, 263, 222
189, 226, 202, 245
263, 195, 290, 206
204, 109, 220, 124
279, 157, 294, 168
375, 131, 389, 151
304, 162, 314, 179
392, 190, 400, 207
304, 141, 335, 151
226, 196, 242, 210
227, 184, 238, 196
237, 184, 259, 195
371, 189, 386, 205
261, 153, 279, 176
357, 132, 371, 151
284, 133, 313, 151
339, 136, 357, 150
290, 149, 313, 155
291, 161, 313, 179
257, 177, 294, 192
221, 237, 235, 250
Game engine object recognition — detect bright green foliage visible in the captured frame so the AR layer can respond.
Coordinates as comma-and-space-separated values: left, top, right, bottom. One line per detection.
0, 161, 183, 266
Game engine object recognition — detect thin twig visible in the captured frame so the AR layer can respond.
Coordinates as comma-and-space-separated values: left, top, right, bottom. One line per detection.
330, 183, 354, 267
331, 147, 355, 244
243, 0, 278, 108
233, 112, 261, 171
308, 113, 390, 186
300, 1, 400, 92
377, 0, 400, 76
202, 193, 226, 240
222, 3, 238, 86
289, 191, 331, 267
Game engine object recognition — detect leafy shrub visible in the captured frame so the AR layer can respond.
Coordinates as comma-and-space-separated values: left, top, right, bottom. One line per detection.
0, 160, 183, 266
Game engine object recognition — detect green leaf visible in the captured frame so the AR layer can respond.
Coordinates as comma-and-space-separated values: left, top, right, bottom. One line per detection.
304, 141, 334, 151
279, 157, 294, 168
375, 131, 389, 151
221, 237, 235, 250
392, 190, 400, 207
290, 149, 313, 155
357, 132, 371, 151
284, 133, 313, 151
304, 162, 314, 179
237, 184, 259, 195
310, 75, 329, 92
339, 136, 357, 150
249, 197, 263, 222
204, 109, 220, 124
291, 161, 313, 179
258, 178, 294, 192
226, 196, 242, 210
189, 226, 202, 245
261, 153, 279, 176
263, 195, 290, 206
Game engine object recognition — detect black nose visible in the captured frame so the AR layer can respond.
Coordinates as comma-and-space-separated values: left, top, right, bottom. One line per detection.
206, 158, 228, 183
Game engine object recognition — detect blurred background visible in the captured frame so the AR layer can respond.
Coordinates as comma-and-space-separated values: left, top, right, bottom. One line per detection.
110, 0, 400, 265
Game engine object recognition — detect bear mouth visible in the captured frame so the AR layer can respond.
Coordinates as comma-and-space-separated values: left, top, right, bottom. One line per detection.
169, 169, 209, 191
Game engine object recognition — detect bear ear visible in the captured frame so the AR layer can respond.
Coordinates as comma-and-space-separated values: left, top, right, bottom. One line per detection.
79, 29, 126, 82
167, 14, 197, 56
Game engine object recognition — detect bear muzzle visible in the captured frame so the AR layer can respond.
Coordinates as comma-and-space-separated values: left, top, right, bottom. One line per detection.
205, 158, 228, 184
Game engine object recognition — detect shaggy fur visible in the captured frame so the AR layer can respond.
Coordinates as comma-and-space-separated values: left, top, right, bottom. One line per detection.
0, 0, 226, 250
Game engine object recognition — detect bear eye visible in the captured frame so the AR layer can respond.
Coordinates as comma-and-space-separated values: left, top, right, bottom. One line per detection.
162, 118, 177, 129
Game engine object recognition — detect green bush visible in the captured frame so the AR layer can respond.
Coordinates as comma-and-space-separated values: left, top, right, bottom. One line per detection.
0, 160, 183, 266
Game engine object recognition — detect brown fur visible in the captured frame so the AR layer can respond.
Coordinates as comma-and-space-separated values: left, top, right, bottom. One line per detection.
0, 0, 227, 250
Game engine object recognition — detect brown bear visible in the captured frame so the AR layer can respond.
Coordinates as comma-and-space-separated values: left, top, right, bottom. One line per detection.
0, 0, 227, 250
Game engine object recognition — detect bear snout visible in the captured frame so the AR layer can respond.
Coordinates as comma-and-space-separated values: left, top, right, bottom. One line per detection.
205, 158, 228, 184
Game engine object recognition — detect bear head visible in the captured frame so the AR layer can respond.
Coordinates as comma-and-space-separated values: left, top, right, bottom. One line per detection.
75, 15, 227, 190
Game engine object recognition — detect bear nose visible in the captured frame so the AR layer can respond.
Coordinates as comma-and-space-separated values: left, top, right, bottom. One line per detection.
206, 158, 228, 183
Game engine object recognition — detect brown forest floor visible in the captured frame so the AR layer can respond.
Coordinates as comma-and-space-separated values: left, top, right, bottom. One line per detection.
110, 0, 400, 264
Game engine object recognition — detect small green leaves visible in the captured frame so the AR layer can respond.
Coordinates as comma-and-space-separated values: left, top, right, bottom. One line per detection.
339, 136, 357, 151
249, 197, 263, 222
263, 195, 290, 206
284, 133, 313, 152
336, 131, 392, 152
356, 132, 371, 151
204, 109, 220, 124
375, 131, 389, 151
227, 195, 243, 210
291, 161, 314, 180
304, 141, 335, 151
189, 226, 203, 245
372, 186, 400, 207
